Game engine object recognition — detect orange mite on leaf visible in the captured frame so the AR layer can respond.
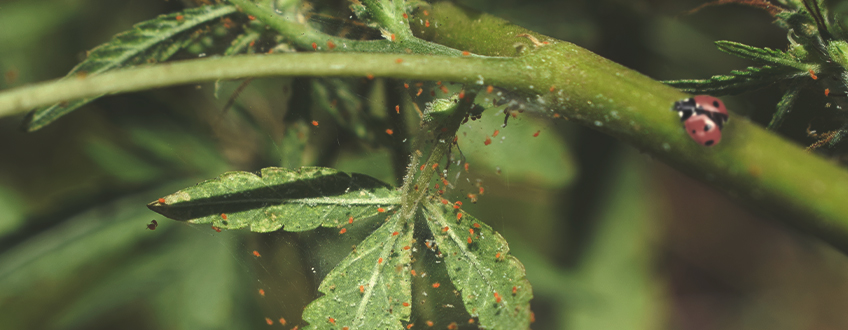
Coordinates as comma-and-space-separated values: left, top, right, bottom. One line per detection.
425, 19, 430, 27
407, 324, 414, 329
157, 198, 166, 204
378, 207, 386, 213
402, 302, 410, 307
258, 289, 265, 296
386, 129, 394, 135
809, 69, 818, 80
432, 282, 440, 288
311, 120, 319, 126
484, 137, 492, 146
328, 317, 336, 325
279, 318, 286, 325
327, 40, 336, 50
486, 85, 494, 93
220, 213, 228, 220
311, 42, 317, 50
265, 318, 273, 325
462, 51, 470, 56
533, 130, 541, 137
457, 213, 463, 220
146, 220, 158, 230
395, 105, 400, 113
360, 285, 365, 293
253, 250, 261, 257
392, 231, 399, 236
175, 15, 184, 21
378, 257, 383, 264
366, 74, 375, 80
339, 228, 347, 234
211, 226, 221, 232
426, 321, 434, 327
348, 216, 354, 224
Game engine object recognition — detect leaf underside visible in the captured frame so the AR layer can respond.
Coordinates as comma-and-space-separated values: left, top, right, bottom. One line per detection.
147, 167, 401, 232
24, 4, 238, 132
302, 212, 413, 330
715, 40, 809, 70
422, 199, 533, 330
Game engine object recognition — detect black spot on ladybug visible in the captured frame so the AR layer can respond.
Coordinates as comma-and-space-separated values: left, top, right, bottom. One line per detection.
705, 140, 714, 146
713, 101, 720, 107
692, 130, 696, 134
704, 124, 712, 131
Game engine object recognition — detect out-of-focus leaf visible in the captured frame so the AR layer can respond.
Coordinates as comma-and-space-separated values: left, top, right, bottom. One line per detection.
0, 185, 25, 238
84, 136, 164, 184
664, 65, 808, 95
50, 228, 250, 330
457, 108, 575, 189
768, 80, 806, 130
23, 5, 238, 131
148, 167, 401, 232
422, 199, 533, 330
301, 213, 413, 330
566, 155, 665, 330
127, 125, 230, 175
0, 188, 174, 303
716, 41, 811, 70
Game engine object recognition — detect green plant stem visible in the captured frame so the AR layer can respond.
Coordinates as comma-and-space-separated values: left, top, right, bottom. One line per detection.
3, 3, 848, 252
227, 0, 462, 55
0, 54, 510, 117
415, 2, 848, 252
397, 93, 474, 222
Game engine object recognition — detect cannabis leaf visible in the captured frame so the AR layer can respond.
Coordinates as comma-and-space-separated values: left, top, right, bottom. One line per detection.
147, 167, 401, 232
24, 5, 238, 132
301, 212, 413, 330
715, 40, 811, 70
422, 199, 533, 330
665, 65, 809, 95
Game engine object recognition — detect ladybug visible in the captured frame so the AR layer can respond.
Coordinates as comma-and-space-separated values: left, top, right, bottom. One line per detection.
672, 95, 729, 146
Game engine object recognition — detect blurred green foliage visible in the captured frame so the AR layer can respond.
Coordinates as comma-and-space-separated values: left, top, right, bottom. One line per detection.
2, 0, 848, 329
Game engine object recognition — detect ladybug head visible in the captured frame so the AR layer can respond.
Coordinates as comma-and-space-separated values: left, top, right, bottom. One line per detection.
683, 115, 722, 146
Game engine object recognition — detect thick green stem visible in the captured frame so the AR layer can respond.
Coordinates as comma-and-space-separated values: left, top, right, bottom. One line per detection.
417, 2, 848, 252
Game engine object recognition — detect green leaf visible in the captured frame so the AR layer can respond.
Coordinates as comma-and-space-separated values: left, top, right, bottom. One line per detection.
422, 199, 533, 330
715, 40, 812, 70
768, 80, 805, 130
147, 167, 401, 232
664, 65, 809, 95
302, 212, 413, 329
566, 155, 664, 330
23, 4, 238, 131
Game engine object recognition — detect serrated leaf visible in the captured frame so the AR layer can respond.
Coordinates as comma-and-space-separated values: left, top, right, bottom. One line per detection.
422, 199, 533, 330
768, 80, 805, 129
302, 212, 412, 330
147, 167, 401, 233
715, 40, 811, 70
23, 5, 238, 131
664, 65, 809, 95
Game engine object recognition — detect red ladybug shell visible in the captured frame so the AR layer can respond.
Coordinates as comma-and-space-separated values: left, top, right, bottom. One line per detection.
672, 95, 729, 147
683, 115, 721, 146
692, 95, 728, 117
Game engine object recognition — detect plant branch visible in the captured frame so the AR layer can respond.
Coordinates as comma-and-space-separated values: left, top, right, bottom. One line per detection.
3, 2, 848, 253
227, 0, 462, 55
